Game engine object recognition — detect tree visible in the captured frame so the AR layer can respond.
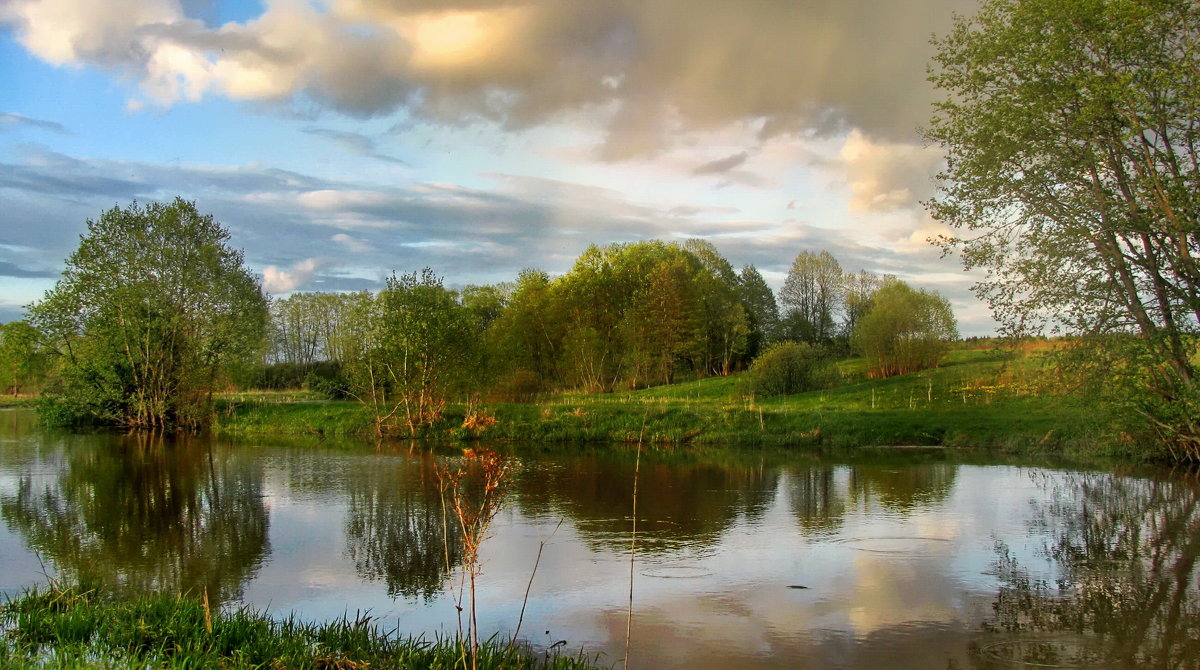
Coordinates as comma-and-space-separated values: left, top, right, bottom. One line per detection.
29, 199, 268, 430
841, 270, 884, 339
924, 0, 1200, 456
738, 264, 779, 356
779, 251, 844, 343
620, 256, 701, 386
484, 269, 562, 395
851, 281, 957, 378
341, 269, 478, 435
0, 321, 50, 396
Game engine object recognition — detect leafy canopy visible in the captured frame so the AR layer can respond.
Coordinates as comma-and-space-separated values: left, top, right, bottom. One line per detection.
29, 198, 268, 430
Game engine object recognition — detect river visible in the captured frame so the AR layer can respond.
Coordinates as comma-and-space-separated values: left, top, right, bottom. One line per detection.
1, 408, 1197, 669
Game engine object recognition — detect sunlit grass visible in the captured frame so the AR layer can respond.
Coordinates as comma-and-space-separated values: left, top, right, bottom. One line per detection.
213, 345, 1129, 458
0, 585, 604, 670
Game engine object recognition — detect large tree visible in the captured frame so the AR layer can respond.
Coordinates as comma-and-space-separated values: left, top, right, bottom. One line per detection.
779, 250, 844, 343
29, 199, 268, 430
341, 269, 478, 435
924, 0, 1200, 456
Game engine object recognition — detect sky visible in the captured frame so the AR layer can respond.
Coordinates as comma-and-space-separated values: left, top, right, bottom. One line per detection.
0, 0, 996, 334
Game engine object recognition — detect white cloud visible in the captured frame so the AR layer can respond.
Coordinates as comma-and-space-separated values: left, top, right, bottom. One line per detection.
331, 233, 371, 253
262, 257, 323, 293
838, 130, 944, 213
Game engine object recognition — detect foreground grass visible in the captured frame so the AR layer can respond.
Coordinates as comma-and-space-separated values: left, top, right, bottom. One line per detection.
0, 586, 603, 670
214, 348, 1137, 459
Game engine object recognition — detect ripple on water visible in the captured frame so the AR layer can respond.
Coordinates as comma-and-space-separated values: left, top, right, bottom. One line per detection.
832, 536, 955, 554
640, 565, 713, 579
980, 636, 1109, 668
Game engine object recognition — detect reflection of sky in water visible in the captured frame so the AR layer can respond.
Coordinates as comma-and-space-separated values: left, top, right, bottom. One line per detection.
0, 416, 1181, 669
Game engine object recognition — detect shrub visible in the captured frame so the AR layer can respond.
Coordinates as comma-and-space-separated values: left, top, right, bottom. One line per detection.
851, 280, 957, 378
741, 341, 837, 397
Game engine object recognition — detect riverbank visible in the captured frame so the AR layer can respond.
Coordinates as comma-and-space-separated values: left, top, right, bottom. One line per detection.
214, 348, 1136, 459
0, 396, 36, 408
0, 586, 602, 670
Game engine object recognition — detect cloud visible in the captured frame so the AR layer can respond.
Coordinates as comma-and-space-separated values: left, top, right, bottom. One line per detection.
262, 257, 324, 293
302, 127, 410, 165
331, 233, 372, 253
0, 112, 70, 134
0, 143, 994, 332
0, 261, 59, 279
838, 130, 943, 212
1, 0, 974, 153
692, 152, 748, 176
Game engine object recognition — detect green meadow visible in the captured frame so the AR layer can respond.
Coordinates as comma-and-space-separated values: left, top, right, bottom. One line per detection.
215, 345, 1128, 460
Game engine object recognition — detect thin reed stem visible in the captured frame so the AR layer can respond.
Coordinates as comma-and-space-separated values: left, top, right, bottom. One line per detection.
624, 414, 646, 670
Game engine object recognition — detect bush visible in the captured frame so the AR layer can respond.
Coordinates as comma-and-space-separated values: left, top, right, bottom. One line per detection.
851, 280, 956, 378
303, 367, 351, 400
741, 342, 837, 397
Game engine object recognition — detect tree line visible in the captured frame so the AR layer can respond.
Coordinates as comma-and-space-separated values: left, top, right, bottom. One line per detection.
2, 199, 957, 434
256, 240, 957, 424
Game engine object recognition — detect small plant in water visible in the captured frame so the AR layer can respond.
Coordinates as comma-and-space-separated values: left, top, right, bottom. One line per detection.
437, 449, 514, 670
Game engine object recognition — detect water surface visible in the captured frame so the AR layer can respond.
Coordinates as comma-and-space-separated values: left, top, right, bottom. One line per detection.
1, 408, 1197, 669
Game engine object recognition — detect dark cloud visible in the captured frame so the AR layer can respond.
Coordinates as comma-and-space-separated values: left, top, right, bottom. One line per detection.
0, 261, 59, 279
302, 127, 410, 165
3, 0, 976, 153
692, 152, 749, 176
0, 113, 70, 135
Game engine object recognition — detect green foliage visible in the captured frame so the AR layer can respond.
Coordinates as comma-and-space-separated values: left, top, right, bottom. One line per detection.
925, 0, 1200, 459
1056, 335, 1200, 462
0, 320, 51, 396
340, 268, 479, 435
851, 281, 957, 378
737, 264, 778, 357
741, 341, 837, 397
268, 292, 368, 366
780, 251, 843, 343
28, 199, 268, 430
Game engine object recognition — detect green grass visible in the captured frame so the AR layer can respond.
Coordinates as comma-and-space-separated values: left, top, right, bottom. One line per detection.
0, 586, 605, 670
0, 395, 37, 408
214, 397, 367, 437
213, 347, 1139, 459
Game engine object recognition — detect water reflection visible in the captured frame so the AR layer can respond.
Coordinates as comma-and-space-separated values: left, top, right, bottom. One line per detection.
512, 455, 777, 554
974, 472, 1200, 669
3, 411, 1199, 670
849, 463, 957, 512
0, 430, 268, 603
788, 467, 845, 534
344, 450, 461, 600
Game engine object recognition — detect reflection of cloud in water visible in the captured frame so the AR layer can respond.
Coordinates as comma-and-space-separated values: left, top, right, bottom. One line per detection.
842, 554, 958, 635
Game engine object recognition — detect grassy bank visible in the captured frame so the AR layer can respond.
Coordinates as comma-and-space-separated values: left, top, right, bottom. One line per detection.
214, 348, 1133, 458
0, 586, 601, 670
0, 395, 36, 408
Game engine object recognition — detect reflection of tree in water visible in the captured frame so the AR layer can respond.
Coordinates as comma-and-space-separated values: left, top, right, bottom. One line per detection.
849, 464, 957, 512
343, 451, 461, 600
787, 467, 845, 535
973, 472, 1200, 669
514, 455, 777, 554
1, 431, 268, 604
